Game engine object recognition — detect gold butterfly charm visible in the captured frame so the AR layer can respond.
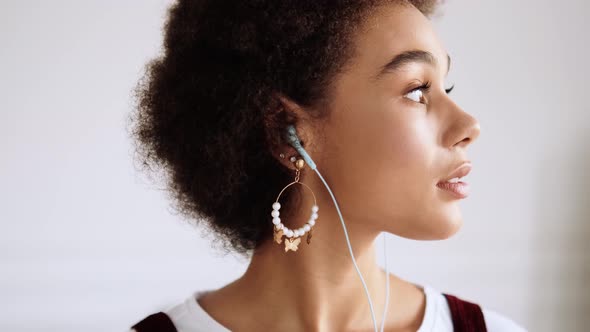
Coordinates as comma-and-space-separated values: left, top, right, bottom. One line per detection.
273, 227, 284, 244
284, 237, 301, 252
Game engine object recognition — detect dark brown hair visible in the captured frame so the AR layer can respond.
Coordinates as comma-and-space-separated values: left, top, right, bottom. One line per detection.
128, 0, 440, 258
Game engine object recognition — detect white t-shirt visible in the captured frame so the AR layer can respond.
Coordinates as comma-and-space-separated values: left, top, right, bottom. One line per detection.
147, 284, 527, 332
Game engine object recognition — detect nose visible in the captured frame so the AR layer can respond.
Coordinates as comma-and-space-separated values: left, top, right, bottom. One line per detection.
443, 100, 481, 149
454, 114, 480, 148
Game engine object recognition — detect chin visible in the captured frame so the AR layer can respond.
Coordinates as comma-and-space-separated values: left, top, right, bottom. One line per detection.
430, 199, 464, 239
434, 218, 463, 240
389, 217, 463, 241
416, 215, 464, 241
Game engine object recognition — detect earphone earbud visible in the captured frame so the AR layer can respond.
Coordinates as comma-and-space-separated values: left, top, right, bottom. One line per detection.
285, 125, 317, 170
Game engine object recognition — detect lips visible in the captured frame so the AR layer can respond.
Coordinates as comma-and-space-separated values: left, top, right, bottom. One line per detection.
438, 162, 471, 183
436, 162, 472, 199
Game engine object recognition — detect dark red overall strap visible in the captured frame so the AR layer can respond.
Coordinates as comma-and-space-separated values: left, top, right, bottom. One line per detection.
131, 312, 178, 332
443, 293, 487, 332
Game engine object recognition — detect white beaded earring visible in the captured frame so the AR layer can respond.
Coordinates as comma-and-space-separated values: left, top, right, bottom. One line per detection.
271, 155, 319, 252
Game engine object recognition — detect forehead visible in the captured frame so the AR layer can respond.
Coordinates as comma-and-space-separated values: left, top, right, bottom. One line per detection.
350, 3, 448, 78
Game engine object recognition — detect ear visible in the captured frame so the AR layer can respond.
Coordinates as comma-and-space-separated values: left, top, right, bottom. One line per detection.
264, 92, 315, 170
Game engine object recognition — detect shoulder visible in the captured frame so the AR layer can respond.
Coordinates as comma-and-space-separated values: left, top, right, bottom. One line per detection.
421, 285, 527, 332
166, 289, 231, 331
129, 289, 222, 332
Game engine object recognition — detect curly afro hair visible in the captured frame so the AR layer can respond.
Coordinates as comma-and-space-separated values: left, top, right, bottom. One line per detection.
128, 0, 440, 258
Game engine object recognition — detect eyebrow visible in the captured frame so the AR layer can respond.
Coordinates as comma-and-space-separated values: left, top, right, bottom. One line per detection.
372, 49, 451, 81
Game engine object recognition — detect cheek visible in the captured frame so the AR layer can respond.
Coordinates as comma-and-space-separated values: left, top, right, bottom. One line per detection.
377, 108, 435, 185
388, 120, 432, 171
340, 108, 437, 218
374, 116, 436, 212
392, 125, 440, 226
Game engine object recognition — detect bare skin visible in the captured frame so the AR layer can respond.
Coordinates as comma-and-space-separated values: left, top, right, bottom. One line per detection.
198, 3, 480, 332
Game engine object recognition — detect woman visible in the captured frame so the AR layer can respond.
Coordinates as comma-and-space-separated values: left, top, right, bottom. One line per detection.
129, 0, 527, 331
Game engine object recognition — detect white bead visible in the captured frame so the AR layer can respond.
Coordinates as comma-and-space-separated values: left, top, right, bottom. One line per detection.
272, 202, 281, 210
272, 217, 281, 225
312, 205, 319, 213
311, 213, 318, 220
271, 210, 280, 218
309, 219, 315, 226
304, 224, 310, 232
287, 230, 294, 237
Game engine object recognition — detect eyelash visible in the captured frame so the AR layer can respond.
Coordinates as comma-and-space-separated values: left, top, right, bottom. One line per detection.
408, 81, 455, 103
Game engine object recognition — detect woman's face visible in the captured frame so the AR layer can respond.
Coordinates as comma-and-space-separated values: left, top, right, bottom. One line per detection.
314, 3, 480, 240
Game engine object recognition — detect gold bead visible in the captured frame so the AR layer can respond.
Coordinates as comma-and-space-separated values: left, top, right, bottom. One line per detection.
295, 159, 305, 170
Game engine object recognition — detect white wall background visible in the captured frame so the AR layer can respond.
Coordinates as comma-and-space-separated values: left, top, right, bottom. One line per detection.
1, 1, 588, 331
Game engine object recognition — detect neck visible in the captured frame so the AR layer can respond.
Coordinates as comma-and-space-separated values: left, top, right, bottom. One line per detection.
233, 173, 392, 331
206, 170, 427, 331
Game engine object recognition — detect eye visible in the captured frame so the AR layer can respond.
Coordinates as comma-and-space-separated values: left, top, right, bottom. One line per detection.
404, 81, 456, 104
404, 81, 431, 104
405, 89, 424, 103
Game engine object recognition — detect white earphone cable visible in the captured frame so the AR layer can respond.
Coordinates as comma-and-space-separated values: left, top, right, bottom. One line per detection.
314, 168, 390, 332
285, 125, 390, 332
381, 233, 390, 332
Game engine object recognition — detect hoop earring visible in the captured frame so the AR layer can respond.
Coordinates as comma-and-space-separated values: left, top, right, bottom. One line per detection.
271, 156, 319, 252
